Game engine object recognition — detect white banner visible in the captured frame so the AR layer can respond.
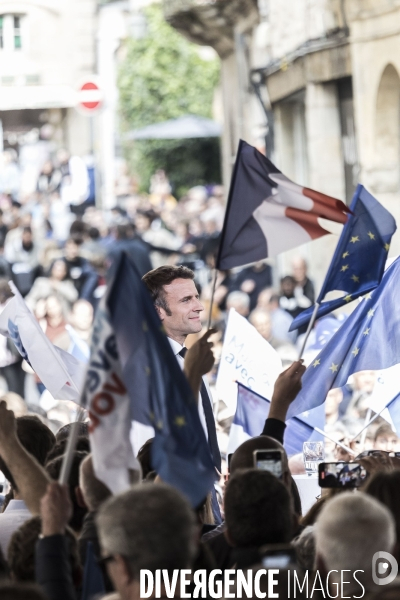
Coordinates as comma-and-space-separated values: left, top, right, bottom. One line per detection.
0, 284, 85, 402
86, 299, 141, 494
216, 309, 282, 412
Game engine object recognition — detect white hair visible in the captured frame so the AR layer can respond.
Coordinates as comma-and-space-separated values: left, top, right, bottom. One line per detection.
315, 492, 395, 587
226, 291, 250, 310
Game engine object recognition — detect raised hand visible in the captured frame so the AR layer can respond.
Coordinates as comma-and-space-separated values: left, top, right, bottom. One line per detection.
0, 400, 17, 451
184, 328, 217, 398
269, 360, 306, 422
41, 482, 72, 537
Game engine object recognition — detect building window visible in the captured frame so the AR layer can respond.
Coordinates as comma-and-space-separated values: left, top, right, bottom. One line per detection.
0, 14, 24, 51
13, 16, 21, 49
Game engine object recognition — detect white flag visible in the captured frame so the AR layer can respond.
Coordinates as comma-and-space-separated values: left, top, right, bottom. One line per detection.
0, 283, 85, 402
216, 308, 282, 413
85, 296, 141, 494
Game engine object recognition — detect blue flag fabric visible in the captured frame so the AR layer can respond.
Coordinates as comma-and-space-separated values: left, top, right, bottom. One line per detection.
287, 257, 400, 419
107, 253, 216, 506
233, 383, 324, 456
290, 185, 396, 331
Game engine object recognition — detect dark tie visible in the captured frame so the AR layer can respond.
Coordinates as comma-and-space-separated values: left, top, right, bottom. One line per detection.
179, 347, 221, 471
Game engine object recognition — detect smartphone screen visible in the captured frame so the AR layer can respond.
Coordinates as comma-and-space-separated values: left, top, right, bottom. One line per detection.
260, 544, 297, 569
253, 449, 283, 478
318, 461, 367, 488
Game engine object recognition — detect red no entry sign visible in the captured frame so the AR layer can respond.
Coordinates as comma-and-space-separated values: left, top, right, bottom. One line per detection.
77, 80, 103, 113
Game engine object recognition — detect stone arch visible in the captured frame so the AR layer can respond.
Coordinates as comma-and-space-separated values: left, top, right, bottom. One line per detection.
375, 64, 400, 168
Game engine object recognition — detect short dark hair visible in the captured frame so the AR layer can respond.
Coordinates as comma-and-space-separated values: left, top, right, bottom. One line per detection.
0, 417, 55, 491
46, 435, 90, 463
56, 421, 89, 443
45, 451, 88, 532
224, 469, 293, 548
7, 516, 81, 584
142, 265, 195, 315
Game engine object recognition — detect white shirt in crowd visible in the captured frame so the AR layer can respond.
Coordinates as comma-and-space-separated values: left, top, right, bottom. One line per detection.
0, 499, 31, 556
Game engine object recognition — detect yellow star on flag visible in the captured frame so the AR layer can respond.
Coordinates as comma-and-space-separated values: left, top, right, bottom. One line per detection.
363, 328, 370, 336
344, 295, 352, 303
329, 363, 339, 373
352, 347, 360, 357
156, 420, 163, 430
342, 251, 349, 259
313, 359, 320, 368
368, 309, 375, 318
385, 243, 390, 251
174, 416, 186, 427
142, 321, 148, 332
350, 236, 360, 243
145, 366, 151, 376
367, 231, 375, 240
341, 264, 349, 272
364, 292, 372, 300
351, 275, 360, 282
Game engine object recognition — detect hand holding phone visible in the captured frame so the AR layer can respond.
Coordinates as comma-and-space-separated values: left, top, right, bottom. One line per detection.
253, 449, 284, 478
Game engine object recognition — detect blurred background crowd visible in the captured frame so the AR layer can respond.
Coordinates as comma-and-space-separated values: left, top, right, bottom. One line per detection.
0, 148, 397, 479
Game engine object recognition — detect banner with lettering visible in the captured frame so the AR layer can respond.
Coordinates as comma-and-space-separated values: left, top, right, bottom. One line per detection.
85, 297, 142, 494
216, 309, 282, 412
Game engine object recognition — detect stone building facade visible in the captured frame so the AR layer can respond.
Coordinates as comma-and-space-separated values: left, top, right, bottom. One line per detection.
0, 0, 97, 178
165, 0, 400, 289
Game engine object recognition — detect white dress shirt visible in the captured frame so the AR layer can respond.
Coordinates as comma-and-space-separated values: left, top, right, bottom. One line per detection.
168, 337, 211, 439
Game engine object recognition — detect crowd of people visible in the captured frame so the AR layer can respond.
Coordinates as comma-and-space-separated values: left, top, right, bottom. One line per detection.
0, 149, 399, 598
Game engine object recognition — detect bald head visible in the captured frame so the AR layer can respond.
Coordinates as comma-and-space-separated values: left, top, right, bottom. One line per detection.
230, 436, 288, 474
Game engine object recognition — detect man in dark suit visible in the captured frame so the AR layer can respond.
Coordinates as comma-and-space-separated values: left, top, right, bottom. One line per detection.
142, 265, 221, 474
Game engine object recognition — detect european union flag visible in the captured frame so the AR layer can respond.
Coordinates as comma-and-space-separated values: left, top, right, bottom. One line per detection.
228, 383, 324, 456
108, 253, 216, 506
287, 257, 400, 419
290, 185, 396, 331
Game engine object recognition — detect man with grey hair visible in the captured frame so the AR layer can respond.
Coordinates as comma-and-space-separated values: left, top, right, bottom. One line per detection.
96, 483, 197, 600
79, 454, 141, 591
315, 492, 396, 595
226, 291, 251, 318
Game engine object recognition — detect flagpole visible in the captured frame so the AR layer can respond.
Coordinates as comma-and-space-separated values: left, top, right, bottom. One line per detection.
350, 406, 387, 442
360, 407, 372, 447
298, 302, 320, 360
207, 268, 218, 330
59, 407, 86, 485
313, 426, 355, 455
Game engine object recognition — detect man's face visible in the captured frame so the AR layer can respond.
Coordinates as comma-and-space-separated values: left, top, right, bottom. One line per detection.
158, 278, 203, 342
375, 434, 400, 452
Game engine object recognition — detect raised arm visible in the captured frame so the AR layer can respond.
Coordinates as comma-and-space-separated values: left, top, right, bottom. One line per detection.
0, 401, 51, 514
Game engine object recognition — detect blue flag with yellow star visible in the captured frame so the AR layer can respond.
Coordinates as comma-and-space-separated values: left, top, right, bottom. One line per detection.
290, 185, 396, 331
107, 253, 216, 506
228, 383, 324, 456
287, 256, 400, 419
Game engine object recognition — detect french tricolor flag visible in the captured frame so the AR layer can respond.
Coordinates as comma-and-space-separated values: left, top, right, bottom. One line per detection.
216, 140, 351, 269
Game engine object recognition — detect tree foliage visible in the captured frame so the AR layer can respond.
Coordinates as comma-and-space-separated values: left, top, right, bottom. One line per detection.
118, 3, 221, 195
